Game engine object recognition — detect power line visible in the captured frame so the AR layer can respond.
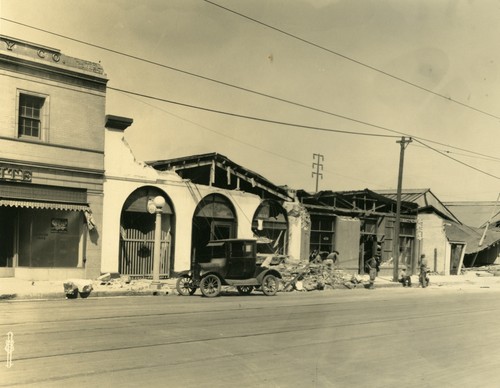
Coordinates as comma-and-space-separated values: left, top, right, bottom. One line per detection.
412, 144, 500, 163
118, 89, 320, 166
204, 0, 500, 122
113, 86, 500, 181
0, 17, 397, 132
2, 17, 498, 162
108, 86, 398, 138
115, 88, 403, 188
413, 138, 500, 180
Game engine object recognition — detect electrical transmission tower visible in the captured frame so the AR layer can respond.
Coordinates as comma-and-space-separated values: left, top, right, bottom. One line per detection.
312, 153, 324, 192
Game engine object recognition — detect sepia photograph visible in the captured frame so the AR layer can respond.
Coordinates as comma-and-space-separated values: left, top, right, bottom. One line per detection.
1, 1, 500, 386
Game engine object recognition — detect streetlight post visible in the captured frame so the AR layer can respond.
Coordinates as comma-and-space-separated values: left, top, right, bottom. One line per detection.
150, 195, 166, 288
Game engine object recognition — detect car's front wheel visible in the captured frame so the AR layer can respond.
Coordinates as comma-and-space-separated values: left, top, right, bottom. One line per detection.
261, 274, 279, 296
237, 285, 254, 295
176, 275, 197, 296
199, 274, 221, 297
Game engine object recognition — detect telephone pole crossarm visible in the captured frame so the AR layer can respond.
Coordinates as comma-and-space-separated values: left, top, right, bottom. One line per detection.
312, 153, 324, 193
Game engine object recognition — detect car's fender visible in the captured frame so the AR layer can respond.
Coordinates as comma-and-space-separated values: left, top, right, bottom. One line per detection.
256, 268, 282, 282
199, 270, 228, 284
177, 269, 192, 277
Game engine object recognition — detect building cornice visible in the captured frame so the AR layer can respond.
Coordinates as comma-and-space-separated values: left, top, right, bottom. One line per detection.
0, 53, 108, 88
105, 115, 133, 131
0, 158, 104, 177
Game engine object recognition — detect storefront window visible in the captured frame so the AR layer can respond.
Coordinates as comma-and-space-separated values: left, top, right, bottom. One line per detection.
18, 209, 82, 267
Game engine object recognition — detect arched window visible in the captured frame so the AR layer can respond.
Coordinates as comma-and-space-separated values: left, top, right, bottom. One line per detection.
192, 194, 237, 260
252, 200, 288, 255
119, 187, 174, 278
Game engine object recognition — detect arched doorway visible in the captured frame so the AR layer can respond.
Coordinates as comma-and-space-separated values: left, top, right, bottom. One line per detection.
252, 200, 288, 255
119, 187, 174, 278
191, 194, 237, 259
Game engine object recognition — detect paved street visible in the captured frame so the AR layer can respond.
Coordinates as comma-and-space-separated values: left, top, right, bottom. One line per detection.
1, 288, 500, 387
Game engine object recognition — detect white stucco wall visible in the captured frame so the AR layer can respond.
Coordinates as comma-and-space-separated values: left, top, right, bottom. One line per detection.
419, 213, 448, 274
283, 201, 309, 263
102, 126, 274, 275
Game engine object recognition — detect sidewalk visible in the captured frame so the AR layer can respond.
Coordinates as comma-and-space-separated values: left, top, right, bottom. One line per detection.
1, 271, 500, 300
375, 271, 500, 290
0, 277, 178, 301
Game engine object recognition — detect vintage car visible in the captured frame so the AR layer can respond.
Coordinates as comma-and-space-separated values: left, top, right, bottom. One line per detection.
176, 239, 282, 297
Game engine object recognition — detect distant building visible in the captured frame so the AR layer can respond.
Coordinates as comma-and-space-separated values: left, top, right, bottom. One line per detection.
0, 36, 107, 280
297, 189, 418, 276
378, 189, 500, 273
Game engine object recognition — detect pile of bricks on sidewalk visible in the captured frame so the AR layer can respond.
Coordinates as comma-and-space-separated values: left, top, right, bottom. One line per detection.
63, 273, 156, 298
272, 259, 366, 292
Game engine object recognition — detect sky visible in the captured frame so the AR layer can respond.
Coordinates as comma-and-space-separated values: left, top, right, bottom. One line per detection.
2, 0, 500, 201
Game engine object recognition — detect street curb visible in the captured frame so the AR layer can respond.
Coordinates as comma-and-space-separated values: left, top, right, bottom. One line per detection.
0, 289, 176, 301
1, 280, 496, 300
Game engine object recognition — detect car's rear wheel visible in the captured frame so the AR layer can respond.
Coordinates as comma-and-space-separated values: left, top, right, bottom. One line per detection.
237, 285, 254, 295
176, 275, 197, 296
261, 274, 279, 296
199, 274, 221, 297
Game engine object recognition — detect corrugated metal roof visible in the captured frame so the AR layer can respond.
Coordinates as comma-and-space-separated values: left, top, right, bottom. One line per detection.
444, 201, 500, 228
444, 222, 500, 254
376, 188, 460, 223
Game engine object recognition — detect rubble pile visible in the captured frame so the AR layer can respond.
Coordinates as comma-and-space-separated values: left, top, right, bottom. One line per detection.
95, 273, 161, 292
63, 278, 94, 299
462, 264, 500, 277
64, 273, 167, 298
273, 259, 367, 292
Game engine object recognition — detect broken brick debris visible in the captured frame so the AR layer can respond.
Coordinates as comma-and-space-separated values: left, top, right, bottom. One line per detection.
276, 259, 364, 292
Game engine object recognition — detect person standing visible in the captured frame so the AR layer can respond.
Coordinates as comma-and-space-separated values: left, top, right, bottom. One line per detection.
419, 254, 429, 288
365, 255, 379, 289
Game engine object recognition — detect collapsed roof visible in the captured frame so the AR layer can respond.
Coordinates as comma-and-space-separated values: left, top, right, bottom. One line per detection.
444, 222, 500, 255
297, 188, 418, 217
147, 152, 291, 202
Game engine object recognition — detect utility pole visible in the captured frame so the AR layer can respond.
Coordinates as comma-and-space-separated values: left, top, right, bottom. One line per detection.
312, 153, 324, 192
393, 137, 412, 282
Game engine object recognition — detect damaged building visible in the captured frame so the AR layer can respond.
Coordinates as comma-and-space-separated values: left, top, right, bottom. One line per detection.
296, 189, 419, 276
377, 189, 500, 274
101, 116, 295, 278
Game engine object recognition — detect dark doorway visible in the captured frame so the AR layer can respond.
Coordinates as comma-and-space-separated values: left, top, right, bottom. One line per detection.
0, 207, 16, 267
192, 194, 236, 261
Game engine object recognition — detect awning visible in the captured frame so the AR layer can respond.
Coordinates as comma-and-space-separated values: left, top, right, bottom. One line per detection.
0, 199, 90, 212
